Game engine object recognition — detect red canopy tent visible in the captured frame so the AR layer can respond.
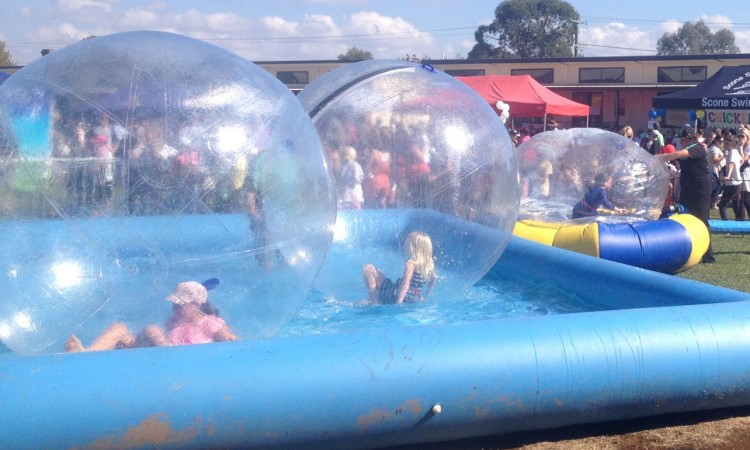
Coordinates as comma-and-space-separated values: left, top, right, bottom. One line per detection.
456, 75, 590, 128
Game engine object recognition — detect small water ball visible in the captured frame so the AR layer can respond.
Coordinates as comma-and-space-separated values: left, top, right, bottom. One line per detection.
0, 31, 335, 354
298, 60, 519, 302
517, 128, 669, 222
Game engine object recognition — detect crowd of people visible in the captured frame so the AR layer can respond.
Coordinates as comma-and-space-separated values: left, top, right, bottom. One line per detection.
3, 105, 264, 218
706, 127, 750, 221
317, 112, 502, 222
2, 101, 511, 225
621, 122, 750, 223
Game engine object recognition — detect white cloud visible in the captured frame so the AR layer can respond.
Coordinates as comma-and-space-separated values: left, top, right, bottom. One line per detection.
298, 14, 341, 36
733, 30, 750, 53
456, 38, 477, 58
699, 14, 732, 31
343, 11, 434, 59
260, 16, 299, 37
5, 4, 468, 64
121, 8, 161, 28
32, 23, 90, 42
580, 22, 658, 56
52, 0, 113, 13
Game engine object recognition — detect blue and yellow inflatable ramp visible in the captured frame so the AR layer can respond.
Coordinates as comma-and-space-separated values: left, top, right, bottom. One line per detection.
513, 213, 709, 273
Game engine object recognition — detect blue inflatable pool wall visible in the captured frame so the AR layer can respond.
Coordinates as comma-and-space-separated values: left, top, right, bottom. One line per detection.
2, 212, 750, 448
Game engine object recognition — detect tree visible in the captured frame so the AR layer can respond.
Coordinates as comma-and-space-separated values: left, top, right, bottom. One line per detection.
338, 47, 374, 61
657, 20, 740, 55
468, 0, 579, 59
0, 41, 16, 66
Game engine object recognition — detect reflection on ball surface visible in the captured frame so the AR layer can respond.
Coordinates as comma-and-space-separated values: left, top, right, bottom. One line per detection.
0, 31, 335, 354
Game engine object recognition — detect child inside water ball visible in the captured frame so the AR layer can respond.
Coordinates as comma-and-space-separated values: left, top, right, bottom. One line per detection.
363, 231, 437, 305
65, 280, 238, 352
572, 173, 627, 219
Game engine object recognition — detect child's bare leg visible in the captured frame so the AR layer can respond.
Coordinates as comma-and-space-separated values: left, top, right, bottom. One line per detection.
65, 334, 85, 352
141, 324, 171, 347
86, 323, 136, 351
363, 264, 382, 304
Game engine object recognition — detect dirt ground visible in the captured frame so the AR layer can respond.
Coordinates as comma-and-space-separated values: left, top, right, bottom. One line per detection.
397, 406, 750, 450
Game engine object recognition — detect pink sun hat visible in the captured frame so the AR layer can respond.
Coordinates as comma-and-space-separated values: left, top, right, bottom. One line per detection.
166, 281, 208, 305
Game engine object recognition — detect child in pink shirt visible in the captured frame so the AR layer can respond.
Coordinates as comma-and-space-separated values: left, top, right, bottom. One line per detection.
65, 281, 237, 352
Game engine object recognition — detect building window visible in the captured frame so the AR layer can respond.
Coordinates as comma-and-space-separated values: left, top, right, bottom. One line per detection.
579, 67, 624, 83
277, 71, 309, 85
657, 66, 707, 83
445, 69, 485, 77
511, 68, 554, 84
572, 92, 602, 127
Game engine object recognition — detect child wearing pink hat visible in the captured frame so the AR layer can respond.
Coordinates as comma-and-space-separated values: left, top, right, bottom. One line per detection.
144, 281, 238, 346
65, 281, 238, 352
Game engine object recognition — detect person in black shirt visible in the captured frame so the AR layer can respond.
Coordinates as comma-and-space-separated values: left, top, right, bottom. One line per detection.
656, 124, 715, 263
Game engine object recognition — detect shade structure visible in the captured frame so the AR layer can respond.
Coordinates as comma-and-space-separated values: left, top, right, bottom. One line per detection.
652, 65, 750, 110
456, 74, 590, 117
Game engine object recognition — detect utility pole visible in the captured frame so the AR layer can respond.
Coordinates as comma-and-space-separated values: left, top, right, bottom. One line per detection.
572, 19, 586, 57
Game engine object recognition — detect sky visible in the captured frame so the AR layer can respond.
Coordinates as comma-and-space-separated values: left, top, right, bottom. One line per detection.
2, 0, 750, 66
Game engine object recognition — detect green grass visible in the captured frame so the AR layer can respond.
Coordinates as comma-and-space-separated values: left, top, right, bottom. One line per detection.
676, 211, 750, 293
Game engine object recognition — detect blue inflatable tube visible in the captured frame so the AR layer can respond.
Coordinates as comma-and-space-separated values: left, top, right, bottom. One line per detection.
598, 219, 693, 273
514, 213, 709, 273
709, 219, 750, 234
2, 238, 750, 449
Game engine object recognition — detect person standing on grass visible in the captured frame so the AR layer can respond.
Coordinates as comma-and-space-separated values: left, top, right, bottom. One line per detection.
657, 124, 716, 264
718, 133, 743, 220
707, 132, 725, 210
737, 128, 750, 219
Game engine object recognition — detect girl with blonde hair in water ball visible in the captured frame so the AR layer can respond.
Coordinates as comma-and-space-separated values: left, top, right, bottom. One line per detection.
363, 231, 437, 305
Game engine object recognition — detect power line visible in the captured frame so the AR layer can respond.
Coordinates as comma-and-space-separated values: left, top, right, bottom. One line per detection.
582, 15, 750, 30
208, 26, 477, 43
578, 42, 657, 53
11, 26, 479, 48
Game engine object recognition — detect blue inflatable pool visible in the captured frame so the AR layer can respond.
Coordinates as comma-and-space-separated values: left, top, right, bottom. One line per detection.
1, 215, 750, 449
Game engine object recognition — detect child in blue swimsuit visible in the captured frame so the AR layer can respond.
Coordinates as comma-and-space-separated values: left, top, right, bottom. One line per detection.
363, 231, 437, 304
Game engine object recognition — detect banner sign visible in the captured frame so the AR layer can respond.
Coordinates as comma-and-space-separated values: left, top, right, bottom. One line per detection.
701, 69, 750, 108
664, 109, 691, 128
653, 66, 750, 113
707, 110, 750, 128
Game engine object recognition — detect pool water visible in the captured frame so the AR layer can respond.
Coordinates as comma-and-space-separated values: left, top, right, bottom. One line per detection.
280, 269, 604, 337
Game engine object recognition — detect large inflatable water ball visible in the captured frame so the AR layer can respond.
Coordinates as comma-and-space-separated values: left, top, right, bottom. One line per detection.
0, 31, 335, 354
298, 60, 519, 302
517, 128, 669, 222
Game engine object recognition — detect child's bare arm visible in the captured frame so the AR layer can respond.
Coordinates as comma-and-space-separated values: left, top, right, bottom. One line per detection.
214, 327, 239, 342
425, 271, 437, 297
395, 259, 415, 304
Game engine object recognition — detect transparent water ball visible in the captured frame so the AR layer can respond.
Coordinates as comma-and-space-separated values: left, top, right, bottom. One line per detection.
517, 128, 669, 222
0, 31, 335, 354
298, 60, 519, 303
